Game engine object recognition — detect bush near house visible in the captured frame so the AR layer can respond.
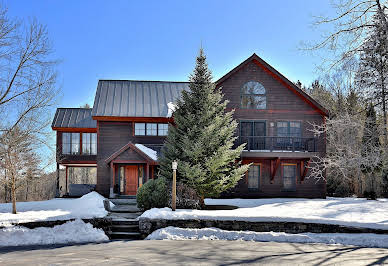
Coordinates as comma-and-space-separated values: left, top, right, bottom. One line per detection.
136, 177, 168, 210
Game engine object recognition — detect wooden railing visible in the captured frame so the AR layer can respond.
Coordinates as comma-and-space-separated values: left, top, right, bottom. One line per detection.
239, 136, 318, 152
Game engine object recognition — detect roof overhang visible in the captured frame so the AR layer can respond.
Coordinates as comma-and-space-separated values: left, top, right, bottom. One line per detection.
92, 116, 173, 122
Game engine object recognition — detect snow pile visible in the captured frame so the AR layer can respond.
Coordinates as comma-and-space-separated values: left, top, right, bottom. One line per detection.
141, 197, 388, 230
166, 102, 177, 117
0, 192, 112, 226
135, 144, 158, 161
146, 227, 388, 248
0, 219, 108, 247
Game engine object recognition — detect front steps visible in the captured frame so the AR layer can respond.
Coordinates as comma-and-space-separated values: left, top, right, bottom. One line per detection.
107, 219, 142, 240
105, 197, 144, 240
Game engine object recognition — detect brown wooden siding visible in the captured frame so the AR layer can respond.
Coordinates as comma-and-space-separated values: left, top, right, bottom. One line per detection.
96, 121, 166, 196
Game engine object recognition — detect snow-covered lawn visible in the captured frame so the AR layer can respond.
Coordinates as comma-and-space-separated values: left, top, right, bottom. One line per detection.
140, 197, 388, 230
0, 192, 111, 226
0, 219, 108, 247
146, 227, 388, 248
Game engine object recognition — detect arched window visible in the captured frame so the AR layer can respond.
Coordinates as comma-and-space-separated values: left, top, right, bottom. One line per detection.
241, 81, 266, 109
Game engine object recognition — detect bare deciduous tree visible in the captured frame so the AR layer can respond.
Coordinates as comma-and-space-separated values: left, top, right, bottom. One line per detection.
0, 5, 59, 213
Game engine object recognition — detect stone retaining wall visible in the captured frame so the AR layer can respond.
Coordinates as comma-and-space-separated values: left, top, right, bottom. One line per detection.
139, 218, 388, 236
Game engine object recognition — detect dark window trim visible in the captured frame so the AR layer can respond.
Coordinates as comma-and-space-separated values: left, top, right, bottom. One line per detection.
240, 81, 267, 110
247, 163, 262, 191
62, 132, 80, 155
134, 122, 169, 136
276, 121, 302, 137
281, 163, 297, 192
239, 120, 267, 137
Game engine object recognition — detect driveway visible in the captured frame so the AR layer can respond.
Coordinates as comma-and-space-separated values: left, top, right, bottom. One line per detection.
0, 240, 387, 265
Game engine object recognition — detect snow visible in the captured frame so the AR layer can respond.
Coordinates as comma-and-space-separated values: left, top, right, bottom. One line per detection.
167, 102, 177, 117
0, 219, 108, 247
135, 144, 158, 161
140, 197, 388, 230
0, 192, 112, 226
146, 226, 388, 248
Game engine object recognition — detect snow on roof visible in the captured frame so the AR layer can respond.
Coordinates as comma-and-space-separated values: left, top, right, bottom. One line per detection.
167, 102, 177, 118
135, 144, 158, 161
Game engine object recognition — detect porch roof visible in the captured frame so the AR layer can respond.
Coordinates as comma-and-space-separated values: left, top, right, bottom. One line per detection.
105, 141, 158, 164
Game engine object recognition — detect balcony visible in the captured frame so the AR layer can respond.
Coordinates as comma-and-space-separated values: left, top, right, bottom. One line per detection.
239, 136, 320, 158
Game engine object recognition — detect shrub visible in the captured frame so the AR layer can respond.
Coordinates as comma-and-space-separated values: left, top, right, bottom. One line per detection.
136, 177, 168, 210
363, 191, 377, 200
167, 180, 201, 209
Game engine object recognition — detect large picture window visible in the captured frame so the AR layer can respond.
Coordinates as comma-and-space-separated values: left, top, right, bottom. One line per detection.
283, 164, 296, 191
241, 81, 266, 109
62, 133, 80, 155
134, 123, 169, 136
82, 133, 97, 155
247, 164, 260, 190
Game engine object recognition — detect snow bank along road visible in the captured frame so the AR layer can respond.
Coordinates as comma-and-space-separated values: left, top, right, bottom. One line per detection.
141, 197, 388, 230
0, 240, 386, 265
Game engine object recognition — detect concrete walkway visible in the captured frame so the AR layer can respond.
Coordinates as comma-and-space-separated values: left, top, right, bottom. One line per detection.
0, 240, 387, 265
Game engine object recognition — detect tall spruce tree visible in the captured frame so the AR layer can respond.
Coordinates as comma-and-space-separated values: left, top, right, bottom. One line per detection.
159, 49, 249, 205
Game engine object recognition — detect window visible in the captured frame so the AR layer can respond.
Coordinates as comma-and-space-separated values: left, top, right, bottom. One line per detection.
62, 133, 80, 155
240, 121, 266, 150
276, 121, 302, 149
241, 81, 266, 109
158, 124, 168, 136
248, 165, 260, 190
134, 123, 169, 136
135, 123, 146, 135
146, 123, 157, 136
283, 164, 296, 191
277, 121, 301, 137
82, 133, 97, 155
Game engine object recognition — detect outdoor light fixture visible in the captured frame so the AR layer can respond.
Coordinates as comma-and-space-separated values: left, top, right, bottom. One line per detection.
172, 160, 177, 211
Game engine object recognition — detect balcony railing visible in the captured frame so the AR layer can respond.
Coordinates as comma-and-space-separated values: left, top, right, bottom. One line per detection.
239, 136, 318, 152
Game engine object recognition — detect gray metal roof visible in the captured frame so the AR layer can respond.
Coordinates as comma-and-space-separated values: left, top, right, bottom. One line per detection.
52, 108, 96, 128
91, 80, 189, 117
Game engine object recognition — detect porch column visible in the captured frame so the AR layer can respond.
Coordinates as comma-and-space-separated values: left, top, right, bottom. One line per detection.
109, 161, 114, 198
65, 166, 68, 195
146, 163, 150, 182
55, 163, 60, 197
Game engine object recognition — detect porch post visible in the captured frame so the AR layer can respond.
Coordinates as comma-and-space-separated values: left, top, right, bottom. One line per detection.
109, 161, 114, 198
65, 166, 68, 195
146, 163, 150, 182
55, 163, 60, 197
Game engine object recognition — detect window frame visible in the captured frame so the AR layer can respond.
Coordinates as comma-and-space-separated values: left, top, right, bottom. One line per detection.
276, 121, 302, 137
282, 163, 297, 192
240, 81, 267, 109
247, 163, 261, 191
62, 132, 80, 155
82, 133, 97, 155
134, 123, 169, 136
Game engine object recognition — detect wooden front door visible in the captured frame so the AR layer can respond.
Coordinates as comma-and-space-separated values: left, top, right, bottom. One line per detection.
125, 165, 138, 195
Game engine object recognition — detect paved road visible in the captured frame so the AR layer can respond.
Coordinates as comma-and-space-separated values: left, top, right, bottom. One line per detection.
0, 240, 387, 265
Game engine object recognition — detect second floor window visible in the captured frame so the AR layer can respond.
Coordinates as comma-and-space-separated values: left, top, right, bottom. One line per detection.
134, 123, 168, 136
82, 133, 97, 155
277, 121, 301, 137
241, 81, 266, 109
62, 133, 80, 155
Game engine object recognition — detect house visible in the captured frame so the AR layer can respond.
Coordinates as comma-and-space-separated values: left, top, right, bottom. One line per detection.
52, 53, 327, 199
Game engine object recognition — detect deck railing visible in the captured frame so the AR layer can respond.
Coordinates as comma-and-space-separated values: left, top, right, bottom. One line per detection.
239, 136, 318, 152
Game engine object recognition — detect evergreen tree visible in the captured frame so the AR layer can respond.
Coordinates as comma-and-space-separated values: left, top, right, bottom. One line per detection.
159, 49, 249, 205
356, 12, 388, 144
361, 103, 381, 196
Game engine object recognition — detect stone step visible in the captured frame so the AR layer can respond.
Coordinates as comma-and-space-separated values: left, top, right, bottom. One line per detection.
110, 198, 137, 205
111, 219, 139, 226
110, 205, 141, 213
110, 224, 139, 232
108, 231, 142, 240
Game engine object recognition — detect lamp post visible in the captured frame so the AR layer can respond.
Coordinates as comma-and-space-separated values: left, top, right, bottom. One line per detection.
172, 160, 177, 211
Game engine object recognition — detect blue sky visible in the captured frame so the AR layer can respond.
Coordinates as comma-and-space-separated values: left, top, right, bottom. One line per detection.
7, 0, 334, 108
